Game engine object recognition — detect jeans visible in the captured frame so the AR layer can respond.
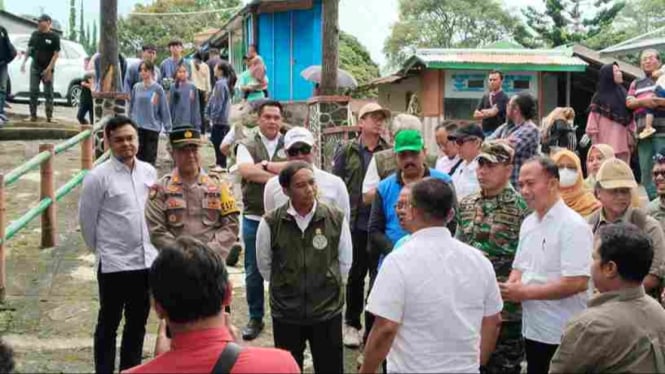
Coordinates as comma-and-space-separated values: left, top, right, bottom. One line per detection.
137, 128, 160, 165
344, 229, 369, 330
210, 124, 230, 168
524, 338, 558, 374
94, 266, 150, 374
197, 89, 207, 135
638, 133, 665, 200
273, 313, 343, 373
0, 63, 7, 118
243, 217, 264, 321
29, 64, 54, 119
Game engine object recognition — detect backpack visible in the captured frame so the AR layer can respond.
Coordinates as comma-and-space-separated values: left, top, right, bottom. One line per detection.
0, 30, 16, 65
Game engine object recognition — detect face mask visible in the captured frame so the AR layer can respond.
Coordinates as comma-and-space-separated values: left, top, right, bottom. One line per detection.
559, 168, 578, 188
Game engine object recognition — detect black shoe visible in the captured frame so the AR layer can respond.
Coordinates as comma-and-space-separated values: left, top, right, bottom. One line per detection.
226, 242, 242, 267
242, 319, 264, 341
29, 116, 37, 122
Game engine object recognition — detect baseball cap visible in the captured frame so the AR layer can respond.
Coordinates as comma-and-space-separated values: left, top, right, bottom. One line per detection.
453, 123, 485, 141
478, 141, 514, 164
358, 103, 391, 121
284, 127, 315, 150
596, 158, 638, 189
169, 125, 204, 149
394, 129, 424, 153
37, 14, 52, 23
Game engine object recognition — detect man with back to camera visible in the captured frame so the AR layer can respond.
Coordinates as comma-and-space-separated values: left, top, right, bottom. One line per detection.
124, 236, 300, 373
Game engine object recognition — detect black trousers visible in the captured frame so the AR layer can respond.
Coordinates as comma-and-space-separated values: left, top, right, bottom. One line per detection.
94, 267, 150, 374
273, 313, 343, 373
345, 229, 370, 330
77, 99, 94, 124
137, 128, 160, 165
210, 124, 230, 168
524, 338, 558, 374
197, 89, 208, 135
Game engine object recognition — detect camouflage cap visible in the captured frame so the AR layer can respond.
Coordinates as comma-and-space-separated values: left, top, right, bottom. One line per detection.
478, 141, 514, 164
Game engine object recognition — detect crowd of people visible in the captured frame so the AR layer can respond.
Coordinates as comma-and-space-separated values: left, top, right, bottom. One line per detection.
5, 17, 665, 372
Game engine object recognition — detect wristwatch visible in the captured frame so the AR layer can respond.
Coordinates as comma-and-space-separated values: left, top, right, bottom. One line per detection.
261, 160, 269, 171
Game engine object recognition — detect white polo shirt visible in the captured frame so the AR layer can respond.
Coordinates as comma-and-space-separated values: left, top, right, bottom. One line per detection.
512, 199, 593, 345
451, 158, 480, 201
367, 227, 503, 373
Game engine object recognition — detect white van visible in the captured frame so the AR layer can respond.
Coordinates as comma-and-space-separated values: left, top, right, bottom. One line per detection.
7, 34, 88, 107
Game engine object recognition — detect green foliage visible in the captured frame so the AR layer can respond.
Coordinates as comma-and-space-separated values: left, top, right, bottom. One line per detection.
384, 0, 523, 68
78, 2, 86, 48
339, 31, 379, 97
68, 0, 76, 41
521, 0, 625, 47
118, 0, 241, 61
88, 22, 97, 55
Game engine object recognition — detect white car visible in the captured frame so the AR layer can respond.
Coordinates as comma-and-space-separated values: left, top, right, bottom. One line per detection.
7, 34, 88, 107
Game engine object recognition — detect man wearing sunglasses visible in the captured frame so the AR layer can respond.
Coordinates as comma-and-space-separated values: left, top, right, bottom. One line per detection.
588, 158, 665, 301
456, 141, 529, 373
450, 124, 484, 201
263, 127, 350, 221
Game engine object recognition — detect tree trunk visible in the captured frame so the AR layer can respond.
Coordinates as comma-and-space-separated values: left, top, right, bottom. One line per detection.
100, 0, 120, 93
320, 0, 339, 95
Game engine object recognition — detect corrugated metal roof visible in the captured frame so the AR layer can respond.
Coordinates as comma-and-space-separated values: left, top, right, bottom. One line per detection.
572, 44, 642, 79
404, 47, 587, 72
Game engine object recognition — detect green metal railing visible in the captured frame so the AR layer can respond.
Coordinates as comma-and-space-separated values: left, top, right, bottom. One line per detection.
0, 122, 107, 301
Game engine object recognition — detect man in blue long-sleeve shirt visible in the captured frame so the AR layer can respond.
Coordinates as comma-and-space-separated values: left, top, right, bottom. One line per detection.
206, 73, 231, 168
125, 44, 159, 95
160, 40, 190, 85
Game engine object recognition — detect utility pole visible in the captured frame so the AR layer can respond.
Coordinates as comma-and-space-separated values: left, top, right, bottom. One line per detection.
320, 0, 339, 95
99, 0, 120, 93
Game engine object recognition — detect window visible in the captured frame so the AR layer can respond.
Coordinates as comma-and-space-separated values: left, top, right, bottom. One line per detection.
467, 79, 484, 89
513, 80, 530, 90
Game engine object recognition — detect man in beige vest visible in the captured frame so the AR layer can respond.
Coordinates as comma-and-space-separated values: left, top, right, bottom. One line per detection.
550, 223, 665, 373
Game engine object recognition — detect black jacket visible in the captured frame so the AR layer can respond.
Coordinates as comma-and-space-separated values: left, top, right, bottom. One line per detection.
0, 26, 16, 65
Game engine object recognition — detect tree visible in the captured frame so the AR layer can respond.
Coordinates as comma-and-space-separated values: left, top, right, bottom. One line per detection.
521, 0, 625, 47
79, 1, 87, 49
68, 0, 76, 41
339, 32, 379, 90
320, 0, 339, 95
118, 0, 240, 61
88, 21, 98, 55
384, 0, 524, 68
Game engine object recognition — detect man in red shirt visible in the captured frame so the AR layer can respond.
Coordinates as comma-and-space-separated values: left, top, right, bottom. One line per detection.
124, 237, 299, 374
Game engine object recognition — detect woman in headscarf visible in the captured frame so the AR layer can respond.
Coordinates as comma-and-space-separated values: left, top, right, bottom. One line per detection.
552, 149, 601, 217
584, 143, 615, 189
586, 62, 635, 163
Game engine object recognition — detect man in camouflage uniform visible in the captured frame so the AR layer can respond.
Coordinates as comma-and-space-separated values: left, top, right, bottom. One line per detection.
145, 125, 240, 355
456, 141, 530, 373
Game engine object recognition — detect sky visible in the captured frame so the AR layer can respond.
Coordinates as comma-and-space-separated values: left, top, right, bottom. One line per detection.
4, 0, 539, 69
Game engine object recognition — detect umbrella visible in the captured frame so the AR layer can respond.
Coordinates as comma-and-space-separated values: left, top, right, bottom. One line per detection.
300, 65, 358, 89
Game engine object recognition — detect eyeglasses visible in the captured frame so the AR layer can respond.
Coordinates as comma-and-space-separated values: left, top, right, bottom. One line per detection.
456, 137, 478, 146
653, 170, 665, 178
287, 145, 312, 157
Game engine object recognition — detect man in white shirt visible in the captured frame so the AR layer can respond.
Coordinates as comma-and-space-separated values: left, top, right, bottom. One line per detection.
78, 115, 158, 374
236, 100, 290, 341
435, 121, 462, 175
263, 126, 350, 221
256, 161, 352, 372
451, 124, 483, 200
361, 178, 503, 373
500, 156, 592, 374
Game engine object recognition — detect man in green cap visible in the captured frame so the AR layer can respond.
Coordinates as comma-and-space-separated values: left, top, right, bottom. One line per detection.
145, 124, 240, 354
456, 140, 530, 373
363, 129, 454, 360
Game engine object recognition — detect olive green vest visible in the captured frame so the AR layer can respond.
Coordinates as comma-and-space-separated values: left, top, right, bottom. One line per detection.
264, 202, 344, 324
375, 148, 439, 180
337, 138, 389, 227
239, 132, 286, 217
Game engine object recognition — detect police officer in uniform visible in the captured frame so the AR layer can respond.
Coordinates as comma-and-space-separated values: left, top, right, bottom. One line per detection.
456, 141, 530, 373
256, 161, 352, 373
145, 124, 240, 355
